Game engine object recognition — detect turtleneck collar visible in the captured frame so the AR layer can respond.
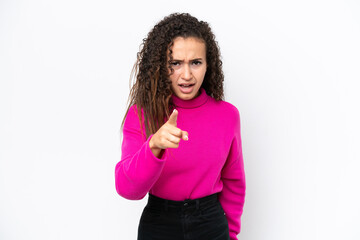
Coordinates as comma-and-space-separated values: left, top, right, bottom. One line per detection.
171, 87, 209, 109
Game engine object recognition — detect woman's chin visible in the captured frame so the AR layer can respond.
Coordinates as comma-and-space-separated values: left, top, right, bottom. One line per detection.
175, 90, 199, 100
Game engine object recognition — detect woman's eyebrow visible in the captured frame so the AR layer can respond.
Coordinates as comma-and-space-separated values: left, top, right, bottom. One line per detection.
171, 58, 203, 62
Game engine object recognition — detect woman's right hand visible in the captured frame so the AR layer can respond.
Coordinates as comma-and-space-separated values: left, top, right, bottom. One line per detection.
149, 109, 189, 152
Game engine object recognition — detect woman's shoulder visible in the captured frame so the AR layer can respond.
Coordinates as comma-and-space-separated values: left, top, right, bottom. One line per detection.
124, 104, 145, 125
128, 103, 141, 112
127, 104, 145, 116
209, 98, 240, 119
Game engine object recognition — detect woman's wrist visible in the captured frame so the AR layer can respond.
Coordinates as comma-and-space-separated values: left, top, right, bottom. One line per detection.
149, 136, 163, 158
149, 136, 157, 149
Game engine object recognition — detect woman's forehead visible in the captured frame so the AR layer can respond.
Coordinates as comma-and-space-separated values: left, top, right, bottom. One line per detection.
168, 37, 206, 59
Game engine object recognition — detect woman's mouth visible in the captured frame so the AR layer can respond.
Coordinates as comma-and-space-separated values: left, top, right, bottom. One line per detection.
178, 83, 195, 93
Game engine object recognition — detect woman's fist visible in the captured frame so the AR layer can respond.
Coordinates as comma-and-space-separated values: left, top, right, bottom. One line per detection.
149, 109, 189, 152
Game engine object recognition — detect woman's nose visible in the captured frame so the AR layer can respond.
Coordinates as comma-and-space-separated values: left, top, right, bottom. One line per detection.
182, 64, 192, 80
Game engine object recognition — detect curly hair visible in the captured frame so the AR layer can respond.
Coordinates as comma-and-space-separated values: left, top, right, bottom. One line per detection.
121, 12, 225, 140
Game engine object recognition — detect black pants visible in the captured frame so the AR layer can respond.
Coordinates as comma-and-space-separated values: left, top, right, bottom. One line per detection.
137, 192, 230, 240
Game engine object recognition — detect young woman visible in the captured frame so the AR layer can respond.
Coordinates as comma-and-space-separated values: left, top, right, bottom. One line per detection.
115, 13, 246, 240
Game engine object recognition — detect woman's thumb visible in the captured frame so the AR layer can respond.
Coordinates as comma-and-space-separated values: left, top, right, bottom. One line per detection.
182, 131, 189, 141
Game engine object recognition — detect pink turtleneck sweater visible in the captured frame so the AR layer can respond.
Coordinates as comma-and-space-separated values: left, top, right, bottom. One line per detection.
115, 87, 246, 240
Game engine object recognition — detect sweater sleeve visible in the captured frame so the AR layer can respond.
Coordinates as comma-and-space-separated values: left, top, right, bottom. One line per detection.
115, 105, 168, 200
218, 108, 246, 240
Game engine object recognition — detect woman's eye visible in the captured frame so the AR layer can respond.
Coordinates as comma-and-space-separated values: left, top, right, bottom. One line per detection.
192, 61, 202, 65
171, 62, 180, 66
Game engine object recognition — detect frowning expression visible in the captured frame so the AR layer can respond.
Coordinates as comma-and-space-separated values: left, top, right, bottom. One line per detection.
168, 37, 207, 100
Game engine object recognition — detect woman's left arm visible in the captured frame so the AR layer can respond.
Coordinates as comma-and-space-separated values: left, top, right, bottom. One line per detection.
218, 108, 246, 240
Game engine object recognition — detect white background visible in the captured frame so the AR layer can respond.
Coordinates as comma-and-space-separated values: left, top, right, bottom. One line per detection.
1, 0, 359, 239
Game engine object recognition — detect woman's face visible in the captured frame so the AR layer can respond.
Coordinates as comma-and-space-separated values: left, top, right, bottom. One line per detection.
168, 37, 207, 100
